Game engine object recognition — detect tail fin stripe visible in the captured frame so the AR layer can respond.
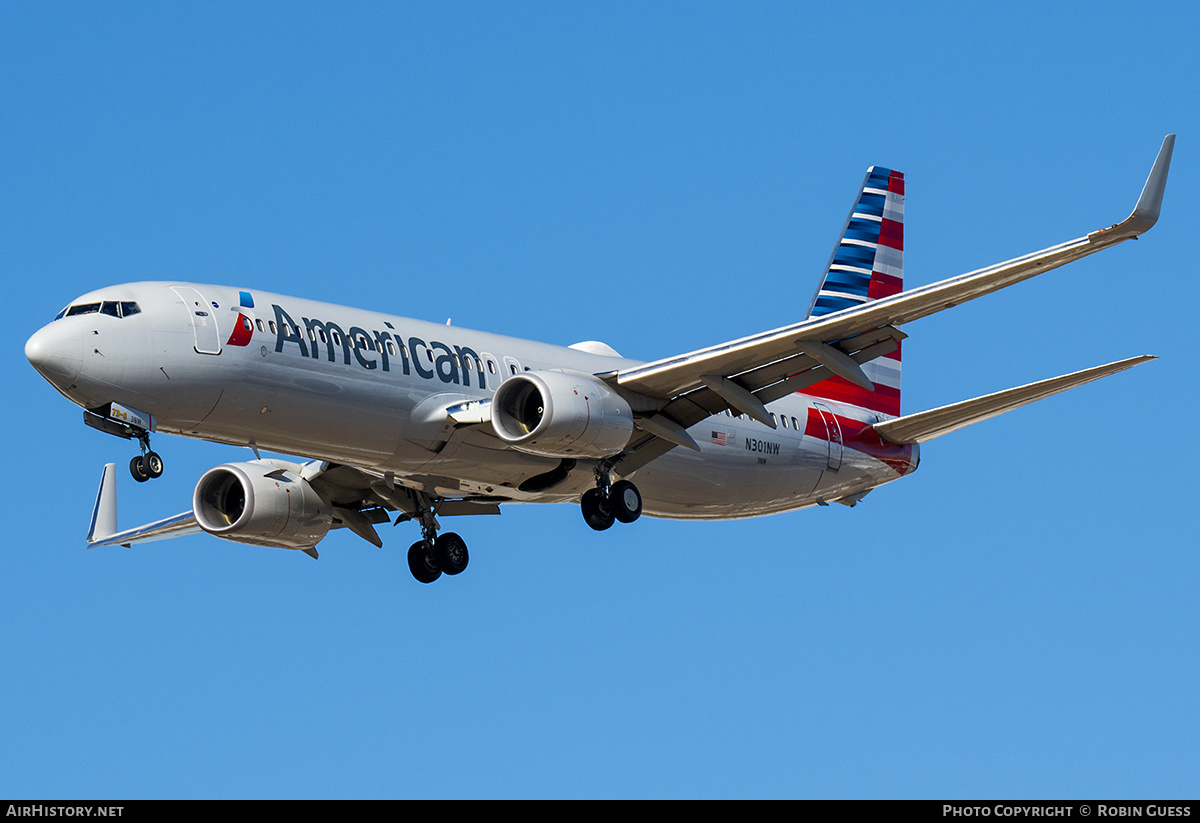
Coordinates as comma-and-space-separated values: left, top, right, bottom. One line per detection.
872, 246, 903, 278
878, 219, 904, 250
854, 194, 887, 216
868, 272, 903, 299
831, 247, 877, 270
823, 271, 872, 293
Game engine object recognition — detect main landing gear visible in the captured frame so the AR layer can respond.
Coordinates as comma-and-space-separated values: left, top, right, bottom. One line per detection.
403, 492, 469, 584
580, 466, 642, 531
407, 532, 469, 584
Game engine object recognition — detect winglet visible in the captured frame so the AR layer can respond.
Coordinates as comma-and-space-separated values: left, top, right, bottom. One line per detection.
1127, 133, 1175, 234
85, 462, 201, 548
87, 463, 118, 544
1094, 134, 1175, 240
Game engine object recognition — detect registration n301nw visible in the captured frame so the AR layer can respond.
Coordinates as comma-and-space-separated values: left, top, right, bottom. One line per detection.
25, 137, 1174, 583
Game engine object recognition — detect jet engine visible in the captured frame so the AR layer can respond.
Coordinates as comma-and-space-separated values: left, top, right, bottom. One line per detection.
192, 460, 333, 550
491, 370, 634, 458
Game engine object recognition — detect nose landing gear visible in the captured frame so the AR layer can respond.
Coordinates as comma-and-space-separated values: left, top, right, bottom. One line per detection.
83, 405, 165, 482
129, 448, 164, 482
128, 432, 163, 483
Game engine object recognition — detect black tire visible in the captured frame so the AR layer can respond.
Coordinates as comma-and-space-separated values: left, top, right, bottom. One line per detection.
610, 480, 643, 523
581, 488, 615, 531
144, 451, 164, 478
130, 455, 150, 483
435, 532, 469, 575
407, 541, 441, 584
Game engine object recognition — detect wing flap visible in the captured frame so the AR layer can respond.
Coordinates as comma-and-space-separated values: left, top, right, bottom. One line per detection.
871, 355, 1155, 444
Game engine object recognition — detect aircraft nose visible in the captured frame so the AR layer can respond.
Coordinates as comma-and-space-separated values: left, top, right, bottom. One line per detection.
25, 322, 83, 390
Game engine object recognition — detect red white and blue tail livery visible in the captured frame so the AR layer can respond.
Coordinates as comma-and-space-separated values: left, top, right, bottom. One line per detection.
805, 165, 905, 417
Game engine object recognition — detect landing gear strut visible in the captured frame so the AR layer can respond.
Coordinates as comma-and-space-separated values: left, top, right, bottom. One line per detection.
129, 433, 163, 483
581, 464, 642, 531
402, 492, 470, 584
83, 407, 165, 483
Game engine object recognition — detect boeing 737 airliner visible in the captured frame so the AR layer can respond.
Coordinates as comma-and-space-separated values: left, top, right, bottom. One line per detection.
25, 136, 1174, 583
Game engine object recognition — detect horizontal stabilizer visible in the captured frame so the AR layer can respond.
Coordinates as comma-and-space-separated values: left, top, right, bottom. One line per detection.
872, 355, 1155, 444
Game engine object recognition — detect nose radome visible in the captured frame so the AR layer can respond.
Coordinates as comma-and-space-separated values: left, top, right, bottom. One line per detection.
26, 322, 83, 390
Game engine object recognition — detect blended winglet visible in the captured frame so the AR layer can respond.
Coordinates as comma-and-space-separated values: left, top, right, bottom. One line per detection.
87, 463, 119, 544
85, 461, 200, 548
1094, 133, 1175, 239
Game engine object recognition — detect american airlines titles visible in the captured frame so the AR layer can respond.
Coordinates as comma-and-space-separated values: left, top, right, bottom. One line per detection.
271, 304, 491, 388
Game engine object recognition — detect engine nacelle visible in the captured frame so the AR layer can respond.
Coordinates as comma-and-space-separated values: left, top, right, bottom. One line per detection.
192, 460, 333, 550
491, 370, 634, 458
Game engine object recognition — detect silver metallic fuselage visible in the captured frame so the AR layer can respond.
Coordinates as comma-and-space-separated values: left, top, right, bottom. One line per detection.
26, 281, 917, 519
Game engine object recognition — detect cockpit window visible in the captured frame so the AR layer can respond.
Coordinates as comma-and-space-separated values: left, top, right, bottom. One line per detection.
55, 300, 141, 321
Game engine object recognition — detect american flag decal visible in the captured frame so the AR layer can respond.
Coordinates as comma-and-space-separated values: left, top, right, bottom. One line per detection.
711, 431, 729, 446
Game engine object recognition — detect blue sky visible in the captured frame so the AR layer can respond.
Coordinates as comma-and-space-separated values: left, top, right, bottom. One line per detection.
2, 2, 1196, 799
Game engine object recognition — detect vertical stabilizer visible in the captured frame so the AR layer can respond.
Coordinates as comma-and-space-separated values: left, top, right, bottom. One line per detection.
803, 166, 905, 416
